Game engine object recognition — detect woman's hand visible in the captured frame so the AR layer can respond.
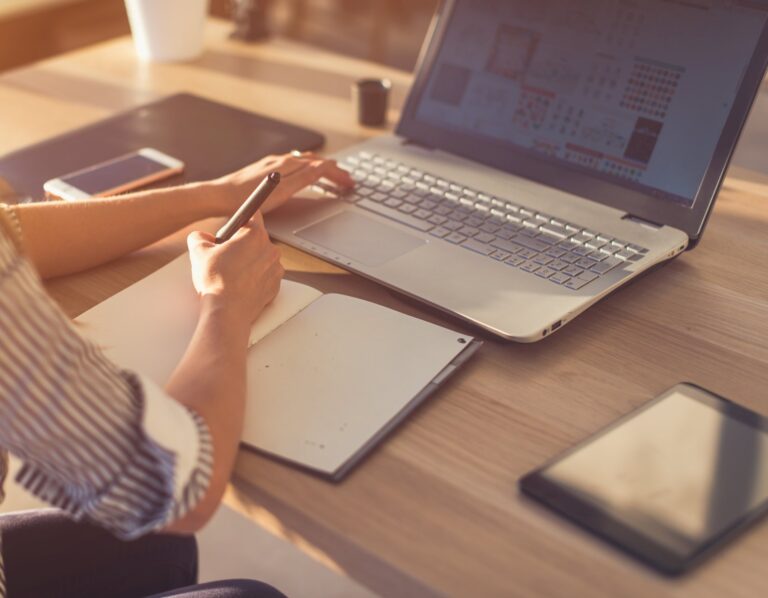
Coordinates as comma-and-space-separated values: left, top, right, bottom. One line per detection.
187, 213, 284, 326
209, 151, 354, 216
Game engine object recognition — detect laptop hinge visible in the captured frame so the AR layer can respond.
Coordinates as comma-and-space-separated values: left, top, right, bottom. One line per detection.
622, 213, 663, 230
401, 138, 436, 151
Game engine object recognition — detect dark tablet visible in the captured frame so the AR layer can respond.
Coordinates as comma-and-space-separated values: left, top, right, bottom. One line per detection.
0, 92, 325, 202
520, 383, 768, 575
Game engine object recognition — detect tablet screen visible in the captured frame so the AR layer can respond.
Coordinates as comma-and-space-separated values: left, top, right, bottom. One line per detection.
522, 384, 768, 571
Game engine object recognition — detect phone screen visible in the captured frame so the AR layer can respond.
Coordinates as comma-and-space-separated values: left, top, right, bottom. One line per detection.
61, 154, 171, 194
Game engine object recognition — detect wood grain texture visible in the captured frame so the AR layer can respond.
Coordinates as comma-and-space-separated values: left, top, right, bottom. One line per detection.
2, 19, 767, 598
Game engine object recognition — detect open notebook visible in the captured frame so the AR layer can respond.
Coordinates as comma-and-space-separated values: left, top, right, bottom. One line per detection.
76, 254, 481, 480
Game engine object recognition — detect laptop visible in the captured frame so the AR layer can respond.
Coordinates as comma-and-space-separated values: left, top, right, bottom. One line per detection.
266, 0, 768, 341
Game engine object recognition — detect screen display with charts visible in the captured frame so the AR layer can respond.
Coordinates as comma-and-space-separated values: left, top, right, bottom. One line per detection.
414, 0, 768, 206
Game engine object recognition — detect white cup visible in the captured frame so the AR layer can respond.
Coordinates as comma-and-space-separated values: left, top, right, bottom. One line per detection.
125, 0, 210, 62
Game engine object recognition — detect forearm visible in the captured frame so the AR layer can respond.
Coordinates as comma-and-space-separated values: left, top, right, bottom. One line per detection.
15, 182, 227, 279
162, 298, 251, 533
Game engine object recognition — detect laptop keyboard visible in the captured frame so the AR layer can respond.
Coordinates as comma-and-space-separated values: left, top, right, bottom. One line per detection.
337, 151, 648, 291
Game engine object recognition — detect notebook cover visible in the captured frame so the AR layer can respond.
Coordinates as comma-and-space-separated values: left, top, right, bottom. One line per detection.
76, 254, 480, 482
0, 92, 325, 202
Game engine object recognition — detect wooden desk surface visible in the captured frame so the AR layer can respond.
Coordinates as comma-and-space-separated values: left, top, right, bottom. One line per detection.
2, 19, 768, 598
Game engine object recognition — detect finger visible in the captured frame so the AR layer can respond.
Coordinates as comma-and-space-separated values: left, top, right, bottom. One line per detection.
320, 161, 355, 188
297, 156, 354, 188
273, 156, 313, 178
187, 230, 215, 251
282, 160, 353, 193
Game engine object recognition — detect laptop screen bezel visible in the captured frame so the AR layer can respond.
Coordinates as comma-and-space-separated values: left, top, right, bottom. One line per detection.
396, 0, 768, 242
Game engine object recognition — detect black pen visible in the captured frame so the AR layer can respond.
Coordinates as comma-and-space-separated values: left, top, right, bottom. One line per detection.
215, 171, 281, 243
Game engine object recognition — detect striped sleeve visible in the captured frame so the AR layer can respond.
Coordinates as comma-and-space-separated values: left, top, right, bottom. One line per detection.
0, 231, 213, 540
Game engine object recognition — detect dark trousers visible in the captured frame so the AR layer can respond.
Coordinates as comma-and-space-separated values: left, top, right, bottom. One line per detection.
0, 509, 285, 598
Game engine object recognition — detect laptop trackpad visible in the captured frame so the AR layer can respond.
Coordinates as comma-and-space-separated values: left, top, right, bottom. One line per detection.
296, 211, 425, 266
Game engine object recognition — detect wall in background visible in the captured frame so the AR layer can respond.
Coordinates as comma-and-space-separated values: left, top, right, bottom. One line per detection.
0, 0, 437, 74
0, 0, 128, 72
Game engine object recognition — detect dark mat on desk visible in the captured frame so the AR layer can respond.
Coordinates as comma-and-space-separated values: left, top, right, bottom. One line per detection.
0, 92, 325, 202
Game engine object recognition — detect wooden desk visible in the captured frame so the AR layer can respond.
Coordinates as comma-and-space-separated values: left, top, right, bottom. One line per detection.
2, 19, 768, 598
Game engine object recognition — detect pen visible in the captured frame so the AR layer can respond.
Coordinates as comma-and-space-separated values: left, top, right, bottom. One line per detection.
215, 171, 281, 243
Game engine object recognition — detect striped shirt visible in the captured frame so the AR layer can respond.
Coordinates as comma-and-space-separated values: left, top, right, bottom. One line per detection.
0, 212, 214, 597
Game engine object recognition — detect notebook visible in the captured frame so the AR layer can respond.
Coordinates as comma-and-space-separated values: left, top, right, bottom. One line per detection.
76, 254, 481, 480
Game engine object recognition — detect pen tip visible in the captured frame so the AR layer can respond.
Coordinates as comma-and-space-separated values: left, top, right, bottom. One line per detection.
269, 171, 281, 183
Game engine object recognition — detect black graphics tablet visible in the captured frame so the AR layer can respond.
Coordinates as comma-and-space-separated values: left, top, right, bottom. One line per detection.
520, 383, 768, 575
0, 93, 325, 202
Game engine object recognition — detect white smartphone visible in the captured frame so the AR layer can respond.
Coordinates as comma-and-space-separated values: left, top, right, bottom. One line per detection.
43, 148, 184, 201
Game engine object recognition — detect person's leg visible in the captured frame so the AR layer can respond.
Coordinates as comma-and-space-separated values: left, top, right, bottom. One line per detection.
1, 508, 197, 598
149, 579, 287, 598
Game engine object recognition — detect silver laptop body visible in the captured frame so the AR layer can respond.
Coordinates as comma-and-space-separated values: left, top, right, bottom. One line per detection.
267, 0, 768, 341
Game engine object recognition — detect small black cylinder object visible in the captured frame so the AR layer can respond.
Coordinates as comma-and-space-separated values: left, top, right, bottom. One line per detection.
353, 78, 391, 127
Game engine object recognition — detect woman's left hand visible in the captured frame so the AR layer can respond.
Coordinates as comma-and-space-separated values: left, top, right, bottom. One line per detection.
208, 151, 355, 216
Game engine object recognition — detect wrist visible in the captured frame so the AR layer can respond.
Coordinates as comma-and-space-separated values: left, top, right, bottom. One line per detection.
198, 294, 251, 346
198, 179, 237, 218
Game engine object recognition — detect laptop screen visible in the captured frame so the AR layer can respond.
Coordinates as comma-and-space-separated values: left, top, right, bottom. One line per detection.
407, 0, 768, 208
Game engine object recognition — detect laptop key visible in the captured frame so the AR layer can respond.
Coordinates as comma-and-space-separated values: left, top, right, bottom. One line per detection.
585, 239, 607, 250
533, 255, 553, 266
459, 225, 480, 237
536, 232, 560, 246
550, 259, 571, 271
355, 199, 434, 232
384, 198, 403, 208
550, 272, 571, 285
462, 239, 495, 255
435, 205, 453, 216
480, 222, 501, 234
535, 267, 556, 279
371, 192, 388, 202
413, 209, 432, 220
561, 253, 581, 264
564, 278, 589, 290
518, 248, 539, 259
491, 250, 510, 261
539, 225, 570, 239
444, 220, 463, 231
465, 216, 485, 227
428, 214, 448, 225
520, 260, 540, 273
505, 255, 525, 267
474, 232, 496, 244
545, 247, 566, 258
398, 204, 417, 214
491, 239, 524, 254
575, 257, 595, 269
590, 257, 622, 274
419, 199, 438, 210
402, 194, 422, 204
562, 265, 584, 277
445, 232, 467, 244
430, 227, 450, 238
511, 234, 549, 253
615, 249, 636, 260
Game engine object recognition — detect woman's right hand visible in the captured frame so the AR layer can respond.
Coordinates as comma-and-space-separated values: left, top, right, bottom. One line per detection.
186, 212, 284, 326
